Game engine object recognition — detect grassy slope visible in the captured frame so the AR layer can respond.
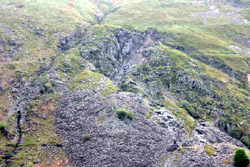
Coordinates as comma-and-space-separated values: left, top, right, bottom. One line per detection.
0, 0, 120, 165
105, 0, 250, 74
0, 0, 88, 113
0, 0, 90, 166
103, 0, 249, 123
103, 0, 250, 128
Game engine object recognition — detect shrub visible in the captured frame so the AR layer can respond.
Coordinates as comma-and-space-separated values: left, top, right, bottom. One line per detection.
82, 134, 91, 141
116, 109, 133, 120
234, 148, 250, 167
36, 75, 53, 94
230, 128, 243, 140
0, 121, 8, 136
7, 63, 16, 70
120, 81, 128, 91
182, 100, 199, 119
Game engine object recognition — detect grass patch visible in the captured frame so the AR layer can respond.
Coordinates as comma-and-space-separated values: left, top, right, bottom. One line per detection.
200, 63, 230, 83
6, 63, 16, 70
145, 112, 152, 119
204, 145, 216, 156
97, 116, 105, 124
100, 80, 119, 97
54, 52, 85, 80
23, 136, 39, 147
105, 0, 204, 31
69, 70, 118, 96
69, 70, 103, 90
0, 122, 7, 129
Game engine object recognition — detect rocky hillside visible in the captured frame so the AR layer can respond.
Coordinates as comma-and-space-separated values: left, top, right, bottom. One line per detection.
0, 0, 250, 166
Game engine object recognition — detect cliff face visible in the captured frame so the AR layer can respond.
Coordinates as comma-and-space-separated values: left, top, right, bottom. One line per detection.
0, 0, 250, 166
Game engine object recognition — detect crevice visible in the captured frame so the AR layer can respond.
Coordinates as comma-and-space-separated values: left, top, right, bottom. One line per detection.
41, 144, 63, 148
95, 6, 120, 24
3, 110, 22, 165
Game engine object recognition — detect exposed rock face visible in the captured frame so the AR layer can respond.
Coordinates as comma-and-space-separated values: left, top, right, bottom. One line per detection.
54, 89, 183, 166
165, 143, 238, 167
78, 28, 160, 81
54, 88, 247, 167
54, 90, 245, 167
164, 123, 246, 167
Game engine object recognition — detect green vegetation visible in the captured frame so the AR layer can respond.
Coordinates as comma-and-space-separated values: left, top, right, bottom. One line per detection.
35, 75, 54, 94
145, 112, 152, 119
134, 42, 250, 138
116, 109, 133, 120
105, 0, 203, 31
82, 134, 91, 141
0, 122, 7, 129
204, 145, 216, 156
230, 127, 243, 140
7, 63, 16, 70
100, 80, 119, 97
182, 100, 199, 119
234, 149, 250, 167
69, 70, 118, 97
6, 96, 67, 166
200, 63, 230, 83
69, 70, 104, 90
54, 52, 85, 80
97, 116, 105, 124
23, 136, 39, 147
240, 136, 250, 148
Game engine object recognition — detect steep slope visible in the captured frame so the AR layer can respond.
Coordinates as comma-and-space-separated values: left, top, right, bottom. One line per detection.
0, 0, 250, 166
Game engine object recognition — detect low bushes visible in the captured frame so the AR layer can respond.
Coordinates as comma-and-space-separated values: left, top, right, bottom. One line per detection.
82, 134, 91, 141
234, 148, 249, 167
116, 109, 133, 120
